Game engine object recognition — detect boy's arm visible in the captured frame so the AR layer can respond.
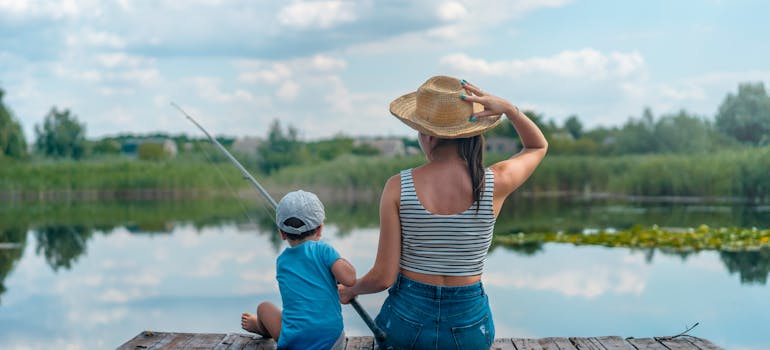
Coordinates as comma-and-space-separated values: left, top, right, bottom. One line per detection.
332, 258, 356, 287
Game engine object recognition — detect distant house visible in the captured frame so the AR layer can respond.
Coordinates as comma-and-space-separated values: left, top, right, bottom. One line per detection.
485, 136, 519, 154
121, 138, 178, 159
232, 136, 262, 156
354, 138, 405, 157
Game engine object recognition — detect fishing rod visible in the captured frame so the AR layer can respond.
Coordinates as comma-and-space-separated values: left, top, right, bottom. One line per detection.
172, 102, 387, 343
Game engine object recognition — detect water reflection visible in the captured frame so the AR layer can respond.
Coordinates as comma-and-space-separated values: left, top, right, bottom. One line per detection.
0, 227, 26, 304
0, 197, 768, 306
721, 248, 770, 284
34, 225, 92, 271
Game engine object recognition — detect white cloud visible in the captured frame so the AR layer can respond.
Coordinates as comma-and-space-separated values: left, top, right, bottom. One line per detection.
123, 272, 162, 287
659, 84, 707, 101
79, 30, 126, 49
237, 55, 346, 85
0, 0, 31, 15
98, 288, 152, 303
67, 307, 129, 327
437, 1, 467, 21
277, 1, 358, 29
235, 55, 348, 103
0, 0, 84, 19
324, 76, 354, 115
53, 64, 102, 82
94, 53, 151, 69
310, 54, 347, 71
484, 268, 646, 298
348, 0, 574, 56
101, 106, 136, 127
189, 77, 255, 103
277, 80, 300, 101
440, 49, 646, 80
120, 68, 160, 85
190, 250, 239, 277
237, 62, 292, 84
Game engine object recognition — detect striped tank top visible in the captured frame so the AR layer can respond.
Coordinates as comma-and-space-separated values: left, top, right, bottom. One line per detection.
399, 168, 496, 276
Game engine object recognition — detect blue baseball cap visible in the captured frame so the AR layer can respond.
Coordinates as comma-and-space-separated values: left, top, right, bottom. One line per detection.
275, 190, 325, 235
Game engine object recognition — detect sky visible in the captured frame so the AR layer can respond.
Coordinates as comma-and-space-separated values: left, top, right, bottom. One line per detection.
1, 0, 769, 141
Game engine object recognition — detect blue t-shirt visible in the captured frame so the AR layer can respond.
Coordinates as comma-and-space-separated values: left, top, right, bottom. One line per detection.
276, 240, 343, 350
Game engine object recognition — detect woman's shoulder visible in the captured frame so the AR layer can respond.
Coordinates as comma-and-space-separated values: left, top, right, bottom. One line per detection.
381, 172, 403, 203
385, 172, 402, 189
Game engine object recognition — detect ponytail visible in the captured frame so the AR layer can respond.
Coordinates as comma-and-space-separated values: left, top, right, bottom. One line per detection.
457, 135, 485, 212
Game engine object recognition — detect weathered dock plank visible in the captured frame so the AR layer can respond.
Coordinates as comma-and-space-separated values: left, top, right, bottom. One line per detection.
657, 336, 703, 350
684, 336, 723, 350
117, 332, 724, 350
596, 336, 635, 350
344, 336, 373, 350
533, 337, 561, 350
184, 333, 226, 349
626, 337, 669, 350
570, 337, 605, 350
210, 333, 243, 350
511, 337, 544, 350
545, 336, 578, 350
491, 338, 515, 349
117, 331, 174, 350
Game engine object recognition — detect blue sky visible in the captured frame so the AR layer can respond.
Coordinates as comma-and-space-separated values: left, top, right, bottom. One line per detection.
1, 0, 769, 141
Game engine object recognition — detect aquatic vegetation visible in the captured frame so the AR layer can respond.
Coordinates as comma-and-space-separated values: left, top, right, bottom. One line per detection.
494, 225, 770, 252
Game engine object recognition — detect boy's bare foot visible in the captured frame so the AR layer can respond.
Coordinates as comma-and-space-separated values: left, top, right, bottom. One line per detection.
241, 312, 262, 334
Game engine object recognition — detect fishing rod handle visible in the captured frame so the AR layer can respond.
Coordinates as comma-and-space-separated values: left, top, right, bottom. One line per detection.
349, 298, 387, 342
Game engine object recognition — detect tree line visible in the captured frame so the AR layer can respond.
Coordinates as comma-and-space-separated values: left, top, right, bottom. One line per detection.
488, 82, 770, 156
2, 82, 770, 164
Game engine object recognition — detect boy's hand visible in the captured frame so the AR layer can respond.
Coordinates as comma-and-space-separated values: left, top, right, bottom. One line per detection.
338, 284, 355, 304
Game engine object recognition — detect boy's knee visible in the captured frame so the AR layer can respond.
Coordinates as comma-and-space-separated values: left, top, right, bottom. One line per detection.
257, 301, 278, 315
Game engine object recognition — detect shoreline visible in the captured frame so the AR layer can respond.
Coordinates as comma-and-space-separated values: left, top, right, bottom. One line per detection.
1, 187, 766, 205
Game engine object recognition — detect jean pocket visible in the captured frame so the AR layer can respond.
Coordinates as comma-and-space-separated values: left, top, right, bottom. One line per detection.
451, 314, 493, 350
376, 302, 423, 349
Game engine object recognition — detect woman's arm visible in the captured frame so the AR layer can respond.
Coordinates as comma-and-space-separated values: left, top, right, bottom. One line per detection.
339, 174, 402, 304
462, 81, 548, 215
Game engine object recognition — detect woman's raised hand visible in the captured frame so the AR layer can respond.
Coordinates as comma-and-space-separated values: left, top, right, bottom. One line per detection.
460, 80, 518, 120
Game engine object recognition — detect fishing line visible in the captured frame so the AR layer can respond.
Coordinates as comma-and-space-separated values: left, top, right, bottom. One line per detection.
173, 102, 387, 343
195, 137, 274, 228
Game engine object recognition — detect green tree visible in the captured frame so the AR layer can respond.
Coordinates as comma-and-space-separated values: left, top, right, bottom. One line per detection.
257, 120, 309, 174
91, 138, 121, 155
564, 115, 583, 139
309, 136, 354, 161
0, 88, 28, 159
614, 107, 657, 154
487, 109, 551, 140
715, 82, 770, 145
34, 107, 87, 159
654, 110, 714, 153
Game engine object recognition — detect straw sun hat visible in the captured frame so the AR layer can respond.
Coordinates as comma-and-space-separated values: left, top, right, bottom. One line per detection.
390, 75, 502, 138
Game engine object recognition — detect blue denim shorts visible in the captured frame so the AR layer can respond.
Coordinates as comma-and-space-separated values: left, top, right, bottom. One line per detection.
374, 274, 494, 350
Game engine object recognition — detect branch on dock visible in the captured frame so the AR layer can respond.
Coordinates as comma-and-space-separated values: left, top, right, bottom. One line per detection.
656, 322, 700, 340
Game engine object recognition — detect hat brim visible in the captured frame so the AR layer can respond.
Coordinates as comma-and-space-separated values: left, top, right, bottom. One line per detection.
390, 91, 503, 139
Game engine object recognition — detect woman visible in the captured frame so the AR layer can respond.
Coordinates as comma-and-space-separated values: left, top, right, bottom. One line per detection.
339, 76, 547, 349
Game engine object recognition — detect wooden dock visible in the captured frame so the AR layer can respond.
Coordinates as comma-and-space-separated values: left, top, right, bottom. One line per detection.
117, 331, 724, 349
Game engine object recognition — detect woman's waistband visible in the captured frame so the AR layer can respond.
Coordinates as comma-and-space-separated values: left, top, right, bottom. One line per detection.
392, 273, 485, 299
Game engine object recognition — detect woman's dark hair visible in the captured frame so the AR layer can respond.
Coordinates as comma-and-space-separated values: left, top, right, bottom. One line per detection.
436, 135, 486, 211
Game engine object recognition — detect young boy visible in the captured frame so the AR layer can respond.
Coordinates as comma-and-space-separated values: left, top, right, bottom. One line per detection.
241, 190, 356, 350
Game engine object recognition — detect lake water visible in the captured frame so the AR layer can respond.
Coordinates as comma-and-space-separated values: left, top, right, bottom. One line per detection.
0, 198, 768, 349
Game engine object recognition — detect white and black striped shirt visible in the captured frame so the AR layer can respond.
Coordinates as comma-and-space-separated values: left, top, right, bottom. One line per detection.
399, 168, 496, 276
